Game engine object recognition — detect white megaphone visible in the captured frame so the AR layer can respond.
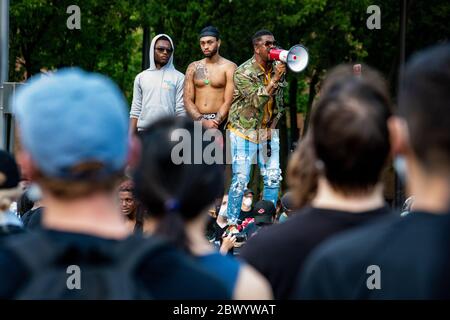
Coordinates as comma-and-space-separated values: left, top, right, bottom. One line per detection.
268, 44, 309, 73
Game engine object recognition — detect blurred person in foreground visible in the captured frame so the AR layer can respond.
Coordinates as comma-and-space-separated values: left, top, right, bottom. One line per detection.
0, 150, 24, 238
0, 68, 229, 300
134, 116, 273, 299
297, 44, 450, 299
240, 64, 394, 299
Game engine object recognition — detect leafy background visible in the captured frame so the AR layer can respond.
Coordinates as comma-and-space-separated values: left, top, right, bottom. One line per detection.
8, 0, 450, 201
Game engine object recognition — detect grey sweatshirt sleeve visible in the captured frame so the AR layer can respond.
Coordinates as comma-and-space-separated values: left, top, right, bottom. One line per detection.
175, 74, 186, 117
130, 74, 142, 119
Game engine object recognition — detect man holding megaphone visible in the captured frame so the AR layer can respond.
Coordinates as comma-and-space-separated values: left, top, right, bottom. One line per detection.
225, 30, 288, 228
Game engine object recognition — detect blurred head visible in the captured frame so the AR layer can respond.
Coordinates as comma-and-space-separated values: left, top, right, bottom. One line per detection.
118, 180, 137, 219
218, 194, 229, 217
311, 64, 392, 195
392, 45, 450, 178
252, 30, 275, 63
17, 191, 34, 217
280, 191, 295, 214
253, 200, 276, 226
133, 117, 224, 251
320, 63, 388, 99
154, 36, 173, 67
287, 133, 319, 208
199, 26, 220, 58
13, 68, 130, 200
0, 150, 21, 212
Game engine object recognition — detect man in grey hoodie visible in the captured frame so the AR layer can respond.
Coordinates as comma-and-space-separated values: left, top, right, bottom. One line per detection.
129, 34, 185, 133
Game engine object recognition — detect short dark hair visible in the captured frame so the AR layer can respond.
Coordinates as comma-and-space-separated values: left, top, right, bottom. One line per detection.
118, 179, 134, 193
34, 169, 122, 200
199, 26, 220, 40
399, 44, 450, 173
311, 65, 392, 194
287, 133, 318, 208
252, 29, 273, 46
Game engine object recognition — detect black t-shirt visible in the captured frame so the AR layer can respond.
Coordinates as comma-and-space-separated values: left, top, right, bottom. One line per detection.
297, 211, 450, 299
239, 209, 254, 221
27, 207, 43, 230
21, 207, 44, 229
240, 205, 392, 299
0, 229, 230, 299
0, 225, 24, 240
206, 216, 227, 242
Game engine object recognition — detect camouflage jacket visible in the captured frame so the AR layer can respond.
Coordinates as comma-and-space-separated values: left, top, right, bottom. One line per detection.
227, 57, 287, 143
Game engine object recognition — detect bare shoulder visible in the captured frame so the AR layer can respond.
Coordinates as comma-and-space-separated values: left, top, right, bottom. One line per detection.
220, 58, 237, 71
187, 60, 203, 71
185, 61, 201, 78
233, 264, 273, 299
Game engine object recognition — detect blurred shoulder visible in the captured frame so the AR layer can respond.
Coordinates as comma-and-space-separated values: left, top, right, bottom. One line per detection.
0, 243, 29, 298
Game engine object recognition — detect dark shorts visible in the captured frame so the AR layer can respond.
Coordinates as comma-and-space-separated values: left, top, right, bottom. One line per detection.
201, 113, 227, 132
201, 113, 231, 169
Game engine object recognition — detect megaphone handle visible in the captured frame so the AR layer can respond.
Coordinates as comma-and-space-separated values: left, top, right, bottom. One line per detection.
274, 61, 287, 79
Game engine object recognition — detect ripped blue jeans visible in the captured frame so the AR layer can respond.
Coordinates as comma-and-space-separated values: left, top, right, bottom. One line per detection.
226, 130, 281, 225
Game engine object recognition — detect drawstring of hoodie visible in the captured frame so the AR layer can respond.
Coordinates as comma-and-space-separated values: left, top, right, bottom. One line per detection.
160, 69, 165, 105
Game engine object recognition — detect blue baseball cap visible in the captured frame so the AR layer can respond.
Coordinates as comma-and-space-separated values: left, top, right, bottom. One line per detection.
13, 68, 129, 179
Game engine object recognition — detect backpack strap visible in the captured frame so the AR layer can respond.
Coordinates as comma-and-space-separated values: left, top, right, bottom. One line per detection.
4, 232, 59, 273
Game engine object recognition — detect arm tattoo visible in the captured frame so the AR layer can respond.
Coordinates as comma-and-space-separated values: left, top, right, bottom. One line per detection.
184, 63, 203, 120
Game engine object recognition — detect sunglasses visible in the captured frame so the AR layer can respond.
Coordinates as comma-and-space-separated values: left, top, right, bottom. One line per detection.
155, 47, 173, 54
262, 40, 277, 47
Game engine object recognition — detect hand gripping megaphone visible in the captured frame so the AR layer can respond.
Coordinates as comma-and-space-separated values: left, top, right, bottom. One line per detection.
268, 44, 309, 73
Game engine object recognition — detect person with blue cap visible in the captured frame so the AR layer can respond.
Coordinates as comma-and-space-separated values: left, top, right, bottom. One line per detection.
0, 68, 229, 300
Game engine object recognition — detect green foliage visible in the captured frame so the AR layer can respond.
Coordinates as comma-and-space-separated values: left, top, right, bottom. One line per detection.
296, 79, 309, 114
9, 0, 143, 101
8, 0, 450, 107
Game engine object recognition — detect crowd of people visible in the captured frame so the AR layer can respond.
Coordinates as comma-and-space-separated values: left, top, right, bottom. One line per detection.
0, 25, 448, 299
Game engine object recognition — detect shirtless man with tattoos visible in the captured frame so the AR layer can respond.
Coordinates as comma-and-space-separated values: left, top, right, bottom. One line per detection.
184, 26, 237, 129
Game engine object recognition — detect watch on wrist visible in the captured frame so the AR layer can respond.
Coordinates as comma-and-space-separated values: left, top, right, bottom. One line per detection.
271, 79, 279, 89
216, 112, 224, 124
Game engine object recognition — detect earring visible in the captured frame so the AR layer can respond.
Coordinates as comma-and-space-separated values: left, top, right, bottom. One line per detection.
314, 160, 325, 172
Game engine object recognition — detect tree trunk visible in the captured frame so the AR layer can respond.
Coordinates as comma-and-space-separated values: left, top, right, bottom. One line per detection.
279, 114, 288, 192
288, 76, 299, 148
141, 26, 150, 70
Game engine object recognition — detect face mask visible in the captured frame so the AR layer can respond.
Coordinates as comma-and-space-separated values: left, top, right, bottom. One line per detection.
393, 156, 407, 185
243, 198, 253, 207
218, 204, 227, 216
26, 183, 43, 202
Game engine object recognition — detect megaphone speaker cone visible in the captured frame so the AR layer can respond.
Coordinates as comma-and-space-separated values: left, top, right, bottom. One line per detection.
287, 45, 309, 73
